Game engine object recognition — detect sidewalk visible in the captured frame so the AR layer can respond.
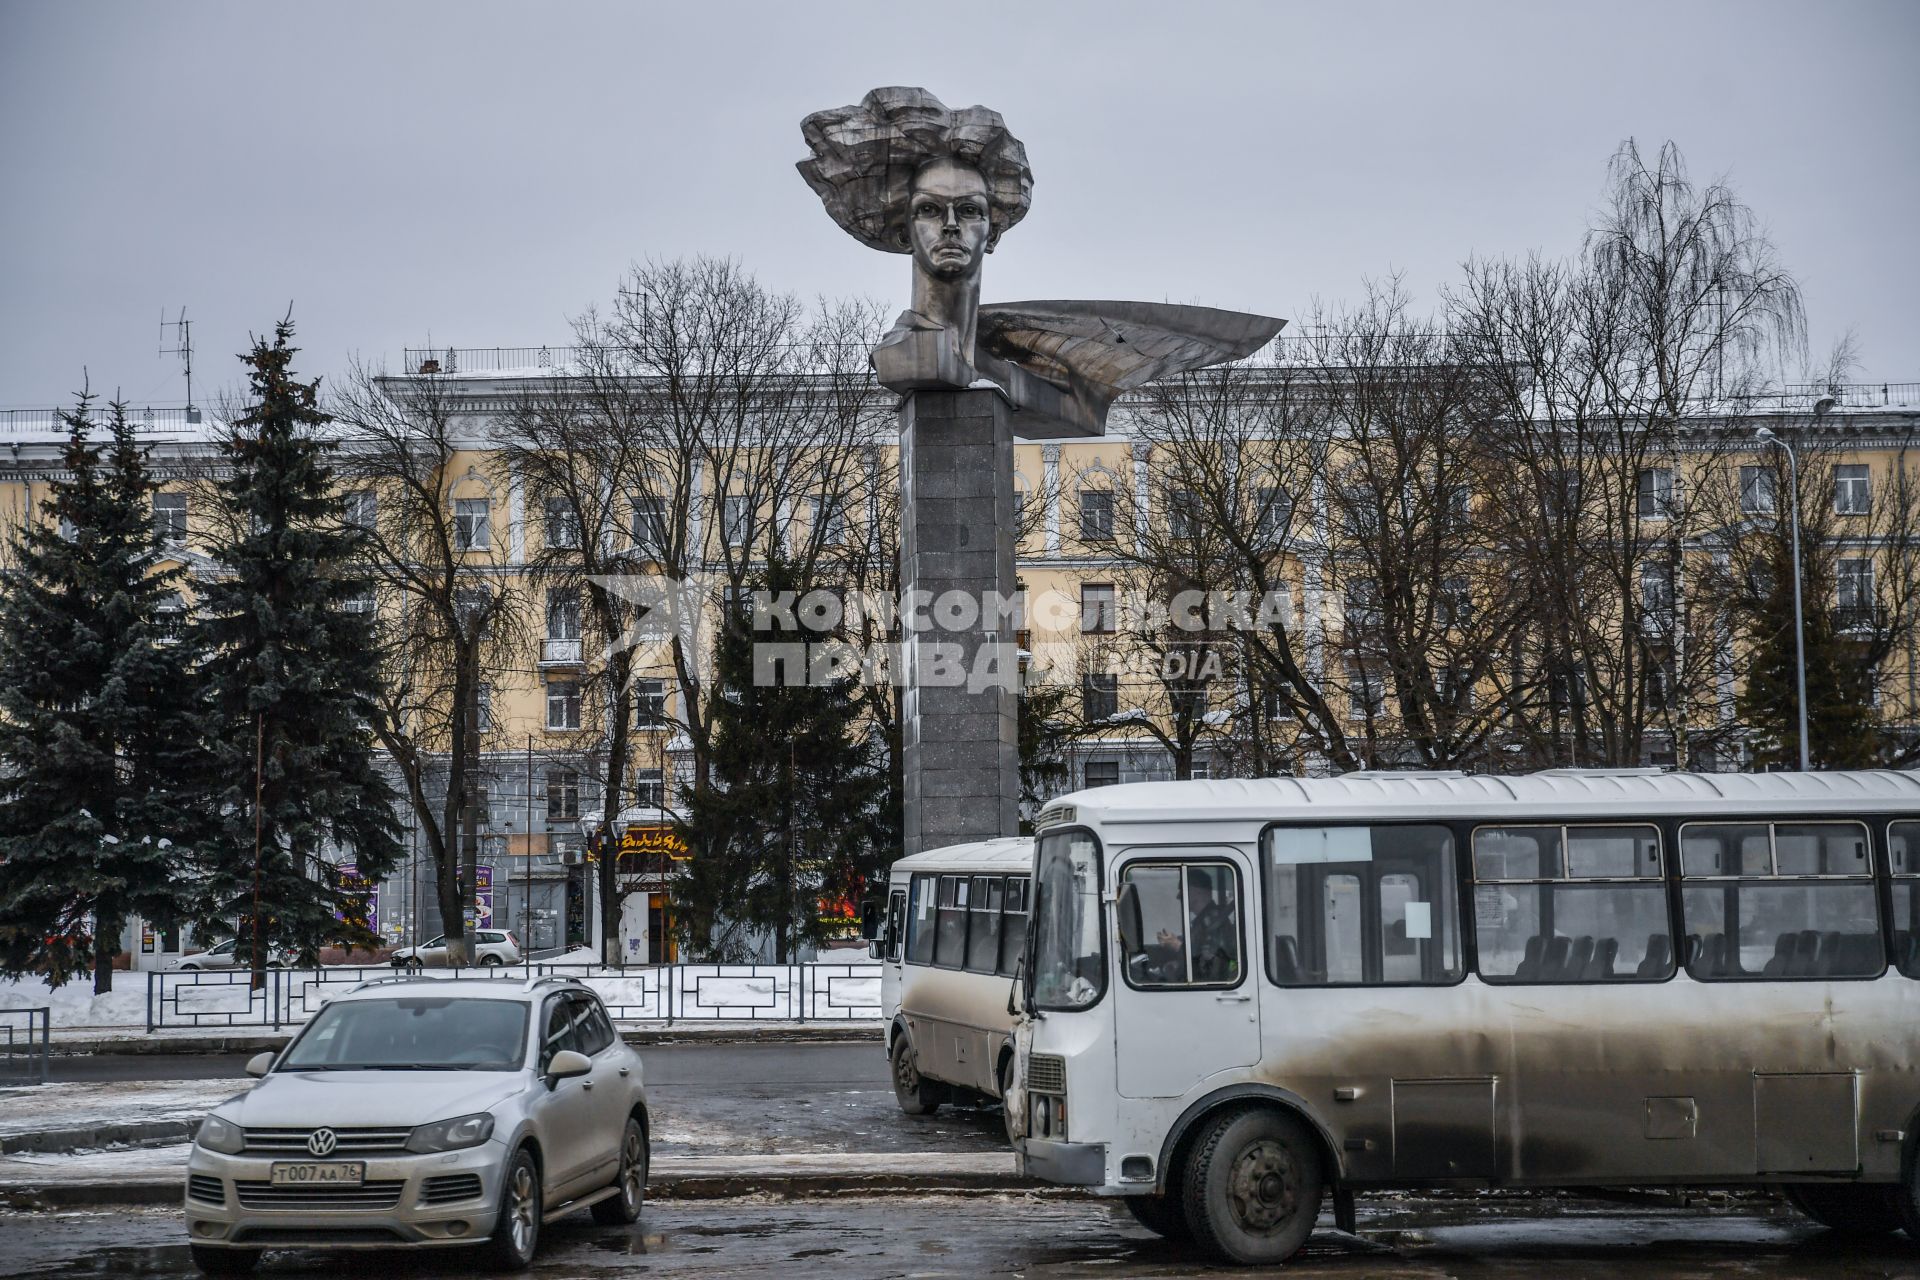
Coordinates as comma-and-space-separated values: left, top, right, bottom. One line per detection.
0, 1143, 1028, 1208
45, 1020, 883, 1056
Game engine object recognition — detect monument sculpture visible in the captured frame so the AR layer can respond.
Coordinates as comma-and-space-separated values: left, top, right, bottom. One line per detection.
799, 86, 1284, 437
798, 87, 1284, 852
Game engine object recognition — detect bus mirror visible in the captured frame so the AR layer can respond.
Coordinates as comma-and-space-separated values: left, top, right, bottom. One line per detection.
1116, 881, 1143, 955
858, 898, 882, 941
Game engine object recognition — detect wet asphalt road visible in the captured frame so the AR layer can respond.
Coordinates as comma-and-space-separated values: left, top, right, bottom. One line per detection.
5, 1192, 1918, 1278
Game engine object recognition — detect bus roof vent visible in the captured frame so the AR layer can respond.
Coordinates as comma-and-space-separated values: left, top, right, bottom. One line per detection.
1342, 769, 1468, 781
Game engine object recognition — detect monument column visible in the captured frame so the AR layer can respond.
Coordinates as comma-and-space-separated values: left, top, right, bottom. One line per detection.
899, 387, 1020, 854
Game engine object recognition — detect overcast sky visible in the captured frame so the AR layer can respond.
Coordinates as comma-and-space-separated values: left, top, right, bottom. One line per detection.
2, 0, 1914, 411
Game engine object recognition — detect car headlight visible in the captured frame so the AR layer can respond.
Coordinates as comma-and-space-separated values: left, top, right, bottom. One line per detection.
196, 1114, 244, 1155
405, 1112, 495, 1153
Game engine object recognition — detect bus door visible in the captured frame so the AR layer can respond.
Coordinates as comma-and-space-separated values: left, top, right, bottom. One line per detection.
1111, 848, 1260, 1098
878, 883, 908, 1018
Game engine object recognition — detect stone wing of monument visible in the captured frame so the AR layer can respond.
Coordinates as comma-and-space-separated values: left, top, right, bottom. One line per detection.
975, 300, 1285, 438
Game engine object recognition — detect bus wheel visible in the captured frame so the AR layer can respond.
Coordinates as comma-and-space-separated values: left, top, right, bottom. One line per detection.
997, 1056, 1018, 1145
1182, 1107, 1323, 1265
1783, 1183, 1902, 1235
890, 1038, 943, 1116
1123, 1193, 1191, 1241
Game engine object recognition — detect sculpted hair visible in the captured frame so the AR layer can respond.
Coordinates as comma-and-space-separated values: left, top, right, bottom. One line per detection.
797, 86, 1034, 255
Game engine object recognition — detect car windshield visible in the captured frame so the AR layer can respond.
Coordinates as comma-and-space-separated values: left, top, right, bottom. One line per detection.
279, 997, 528, 1071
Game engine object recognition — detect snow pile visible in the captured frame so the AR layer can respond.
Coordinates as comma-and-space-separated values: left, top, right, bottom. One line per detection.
0, 975, 152, 1028
540, 947, 605, 967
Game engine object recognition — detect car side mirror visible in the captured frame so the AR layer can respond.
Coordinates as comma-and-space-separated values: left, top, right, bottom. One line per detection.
858, 898, 882, 941
545, 1048, 592, 1085
244, 1051, 275, 1078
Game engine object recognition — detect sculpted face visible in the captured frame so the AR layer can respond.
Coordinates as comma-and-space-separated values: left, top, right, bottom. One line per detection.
907, 158, 991, 282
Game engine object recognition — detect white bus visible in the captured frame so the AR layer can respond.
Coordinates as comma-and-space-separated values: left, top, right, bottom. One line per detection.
871, 837, 1032, 1132
1008, 769, 1920, 1264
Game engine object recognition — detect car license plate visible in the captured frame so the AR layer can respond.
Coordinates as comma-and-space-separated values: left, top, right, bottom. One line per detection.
269, 1162, 365, 1187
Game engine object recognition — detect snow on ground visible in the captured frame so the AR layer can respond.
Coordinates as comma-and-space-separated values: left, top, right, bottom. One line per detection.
0, 976, 152, 1029
0, 1080, 242, 1141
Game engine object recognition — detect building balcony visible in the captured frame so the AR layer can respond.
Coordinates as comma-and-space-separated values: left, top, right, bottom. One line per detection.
540, 637, 584, 668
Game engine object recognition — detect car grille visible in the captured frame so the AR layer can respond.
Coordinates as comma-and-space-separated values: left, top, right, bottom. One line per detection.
186, 1174, 225, 1205
1027, 1052, 1066, 1094
234, 1226, 407, 1245
241, 1127, 412, 1155
234, 1180, 405, 1211
420, 1173, 484, 1205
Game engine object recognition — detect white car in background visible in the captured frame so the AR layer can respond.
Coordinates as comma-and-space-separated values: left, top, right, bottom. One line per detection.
390, 930, 523, 969
172, 939, 299, 971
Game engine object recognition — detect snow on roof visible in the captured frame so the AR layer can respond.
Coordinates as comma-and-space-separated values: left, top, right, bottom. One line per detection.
894, 835, 1033, 870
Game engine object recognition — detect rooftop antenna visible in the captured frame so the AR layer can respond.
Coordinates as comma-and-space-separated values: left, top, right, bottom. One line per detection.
159, 307, 200, 422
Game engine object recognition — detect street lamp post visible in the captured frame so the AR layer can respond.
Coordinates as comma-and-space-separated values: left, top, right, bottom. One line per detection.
1756, 423, 1811, 771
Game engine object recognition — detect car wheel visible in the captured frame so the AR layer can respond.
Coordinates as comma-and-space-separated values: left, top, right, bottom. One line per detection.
188, 1244, 260, 1275
406, 959, 424, 974
1783, 1183, 1903, 1235
890, 1036, 943, 1116
1182, 1107, 1323, 1266
1124, 1193, 1192, 1240
592, 1116, 648, 1225
486, 1146, 541, 1269
482, 954, 502, 967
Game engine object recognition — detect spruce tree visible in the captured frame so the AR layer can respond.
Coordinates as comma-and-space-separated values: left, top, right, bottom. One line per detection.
676, 558, 885, 961
1738, 543, 1879, 769
185, 322, 402, 981
0, 396, 195, 992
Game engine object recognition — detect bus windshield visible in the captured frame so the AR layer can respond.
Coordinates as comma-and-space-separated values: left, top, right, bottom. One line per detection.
1032, 831, 1105, 1010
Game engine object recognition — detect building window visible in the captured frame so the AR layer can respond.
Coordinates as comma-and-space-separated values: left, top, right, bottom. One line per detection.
1544, 469, 1582, 521
1170, 682, 1208, 722
1439, 577, 1473, 628
343, 489, 377, 532
546, 680, 582, 731
1346, 661, 1384, 721
1639, 561, 1674, 635
1344, 579, 1382, 633
475, 683, 493, 734
1254, 487, 1291, 541
1837, 558, 1876, 630
153, 492, 187, 544
1168, 489, 1200, 539
1834, 464, 1871, 516
1738, 466, 1776, 516
454, 586, 491, 633
1084, 759, 1120, 788
1080, 583, 1116, 634
546, 588, 580, 641
635, 678, 667, 723
1082, 671, 1119, 721
1187, 760, 1214, 781
454, 497, 491, 550
340, 582, 375, 615
722, 495, 752, 549
1337, 484, 1377, 539
630, 495, 666, 558
1549, 665, 1587, 712
1078, 489, 1114, 541
155, 592, 187, 641
809, 494, 847, 545
1439, 663, 1476, 709
1636, 468, 1674, 520
546, 769, 580, 821
633, 768, 665, 808
543, 496, 580, 549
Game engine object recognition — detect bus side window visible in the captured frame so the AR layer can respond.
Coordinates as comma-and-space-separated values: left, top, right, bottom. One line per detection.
965, 876, 1004, 974
935, 875, 969, 967
1679, 821, 1881, 981
886, 890, 907, 963
1472, 824, 1671, 984
1117, 861, 1242, 989
1893, 822, 1920, 978
1262, 824, 1461, 987
906, 874, 937, 966
997, 877, 1029, 977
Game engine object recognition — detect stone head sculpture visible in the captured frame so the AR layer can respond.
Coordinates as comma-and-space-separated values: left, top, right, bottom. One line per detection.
800, 87, 1283, 437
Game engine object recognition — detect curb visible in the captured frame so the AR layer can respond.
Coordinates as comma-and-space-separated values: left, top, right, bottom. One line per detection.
0, 1120, 196, 1156
49, 1024, 882, 1056
0, 1167, 1038, 1211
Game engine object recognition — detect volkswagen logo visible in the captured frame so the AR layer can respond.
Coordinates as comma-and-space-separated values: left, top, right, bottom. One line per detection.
306, 1128, 338, 1157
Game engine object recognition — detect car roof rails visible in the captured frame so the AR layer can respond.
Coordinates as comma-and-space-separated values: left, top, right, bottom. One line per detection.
521, 973, 585, 994
346, 973, 439, 993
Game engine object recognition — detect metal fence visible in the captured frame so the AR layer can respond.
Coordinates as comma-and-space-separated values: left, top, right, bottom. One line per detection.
145, 962, 883, 1031
0, 1007, 50, 1084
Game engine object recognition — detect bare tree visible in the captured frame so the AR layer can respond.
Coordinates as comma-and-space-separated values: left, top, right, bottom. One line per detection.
1449, 138, 1805, 768
330, 365, 527, 965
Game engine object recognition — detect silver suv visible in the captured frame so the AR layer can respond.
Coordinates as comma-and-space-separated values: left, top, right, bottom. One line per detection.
183, 976, 648, 1274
